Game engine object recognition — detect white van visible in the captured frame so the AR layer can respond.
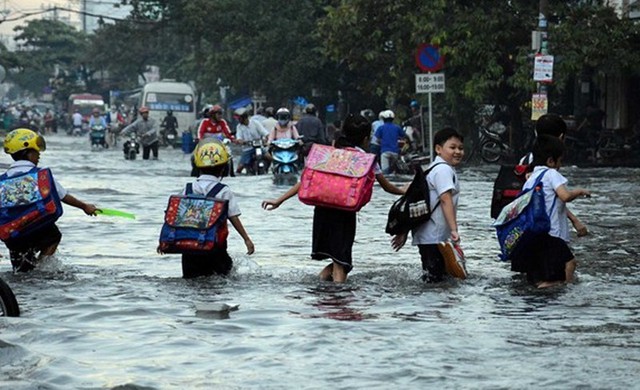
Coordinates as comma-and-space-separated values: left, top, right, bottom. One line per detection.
140, 80, 196, 133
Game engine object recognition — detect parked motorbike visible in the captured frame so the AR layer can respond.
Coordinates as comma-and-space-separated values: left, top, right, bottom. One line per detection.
123, 137, 140, 160
271, 138, 300, 185
90, 124, 108, 149
473, 123, 534, 164
0, 277, 20, 317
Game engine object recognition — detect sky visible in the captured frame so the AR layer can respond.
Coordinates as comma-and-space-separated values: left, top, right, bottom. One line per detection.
0, 0, 72, 37
0, 0, 129, 48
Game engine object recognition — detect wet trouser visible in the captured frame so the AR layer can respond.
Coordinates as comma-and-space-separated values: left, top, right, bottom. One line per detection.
5, 224, 62, 272
143, 141, 159, 160
418, 244, 445, 283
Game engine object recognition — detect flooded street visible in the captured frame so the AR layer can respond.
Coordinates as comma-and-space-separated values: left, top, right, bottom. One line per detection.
1, 134, 639, 389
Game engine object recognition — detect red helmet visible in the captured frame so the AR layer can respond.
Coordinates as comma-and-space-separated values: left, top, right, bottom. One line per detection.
210, 105, 223, 114
139, 106, 150, 113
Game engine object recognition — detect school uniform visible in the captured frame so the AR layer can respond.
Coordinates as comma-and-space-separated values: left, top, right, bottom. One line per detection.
310, 146, 381, 274
2, 160, 67, 272
180, 174, 241, 278
411, 156, 459, 282
510, 166, 574, 283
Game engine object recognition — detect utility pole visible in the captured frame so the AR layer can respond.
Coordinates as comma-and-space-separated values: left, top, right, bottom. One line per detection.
532, 0, 552, 122
82, 0, 87, 33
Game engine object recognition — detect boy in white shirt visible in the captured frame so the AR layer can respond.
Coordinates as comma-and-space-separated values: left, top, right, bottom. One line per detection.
392, 127, 464, 282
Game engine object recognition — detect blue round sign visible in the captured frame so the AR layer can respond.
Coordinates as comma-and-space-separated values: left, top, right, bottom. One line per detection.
415, 44, 444, 72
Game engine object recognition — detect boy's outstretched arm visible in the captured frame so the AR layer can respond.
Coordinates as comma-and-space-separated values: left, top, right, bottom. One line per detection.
61, 194, 97, 216
262, 182, 301, 210
439, 191, 459, 242
375, 173, 405, 195
229, 216, 255, 255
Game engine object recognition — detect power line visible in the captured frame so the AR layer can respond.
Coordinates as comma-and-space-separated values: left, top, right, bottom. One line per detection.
0, 6, 156, 25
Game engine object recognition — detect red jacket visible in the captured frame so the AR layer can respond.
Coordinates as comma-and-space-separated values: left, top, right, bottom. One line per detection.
197, 118, 234, 140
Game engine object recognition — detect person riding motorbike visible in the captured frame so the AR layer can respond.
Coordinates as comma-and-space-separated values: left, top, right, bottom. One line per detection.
267, 108, 301, 143
161, 109, 179, 146
121, 106, 160, 160
197, 104, 235, 142
88, 107, 107, 128
296, 103, 327, 158
234, 108, 269, 174
70, 109, 84, 135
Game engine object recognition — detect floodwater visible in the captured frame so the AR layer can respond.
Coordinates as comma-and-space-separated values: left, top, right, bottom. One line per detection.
1, 134, 638, 389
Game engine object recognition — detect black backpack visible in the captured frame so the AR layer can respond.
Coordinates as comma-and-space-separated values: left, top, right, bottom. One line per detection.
385, 163, 444, 235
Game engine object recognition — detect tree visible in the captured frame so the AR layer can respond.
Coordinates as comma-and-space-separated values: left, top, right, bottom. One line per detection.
9, 19, 89, 96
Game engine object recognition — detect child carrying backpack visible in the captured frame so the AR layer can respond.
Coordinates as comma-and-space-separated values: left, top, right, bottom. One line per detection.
158, 138, 255, 278
390, 128, 466, 283
261, 113, 404, 283
495, 135, 590, 288
0, 128, 97, 272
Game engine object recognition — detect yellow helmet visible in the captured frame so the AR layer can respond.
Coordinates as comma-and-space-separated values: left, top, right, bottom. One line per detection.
193, 138, 230, 168
4, 128, 46, 155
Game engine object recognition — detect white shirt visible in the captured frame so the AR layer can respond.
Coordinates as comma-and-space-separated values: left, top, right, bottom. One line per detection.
235, 119, 269, 151
72, 112, 83, 126
182, 175, 241, 217
4, 160, 68, 199
522, 166, 569, 242
411, 156, 459, 245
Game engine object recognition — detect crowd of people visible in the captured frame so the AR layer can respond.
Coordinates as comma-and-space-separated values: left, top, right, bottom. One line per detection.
1, 97, 592, 290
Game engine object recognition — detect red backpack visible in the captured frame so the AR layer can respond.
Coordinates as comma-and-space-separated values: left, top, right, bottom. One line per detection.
298, 144, 376, 212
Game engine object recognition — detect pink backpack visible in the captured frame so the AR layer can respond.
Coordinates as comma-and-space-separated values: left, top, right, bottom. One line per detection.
298, 144, 376, 212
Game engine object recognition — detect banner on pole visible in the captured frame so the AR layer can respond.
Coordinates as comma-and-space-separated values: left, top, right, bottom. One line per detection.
531, 93, 548, 120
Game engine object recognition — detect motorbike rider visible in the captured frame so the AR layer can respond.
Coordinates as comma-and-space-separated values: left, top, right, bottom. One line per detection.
296, 103, 327, 158
88, 108, 107, 128
71, 109, 83, 133
267, 108, 301, 143
262, 106, 278, 134
121, 106, 160, 160
161, 109, 179, 145
106, 106, 125, 146
197, 104, 235, 142
374, 110, 409, 174
234, 107, 269, 174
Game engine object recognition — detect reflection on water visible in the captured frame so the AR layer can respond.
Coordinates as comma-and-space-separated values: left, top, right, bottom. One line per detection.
0, 135, 638, 389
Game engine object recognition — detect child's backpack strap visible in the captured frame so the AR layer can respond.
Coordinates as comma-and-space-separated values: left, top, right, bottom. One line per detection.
205, 182, 226, 198
185, 183, 194, 195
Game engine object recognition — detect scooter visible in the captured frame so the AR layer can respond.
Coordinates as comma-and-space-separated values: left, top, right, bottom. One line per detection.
123, 137, 140, 160
246, 139, 269, 175
89, 124, 108, 149
271, 138, 300, 185
476, 123, 534, 164
0, 277, 19, 317
161, 126, 179, 148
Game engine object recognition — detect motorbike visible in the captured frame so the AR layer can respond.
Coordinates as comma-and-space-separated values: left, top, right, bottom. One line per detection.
89, 124, 108, 149
123, 137, 140, 160
472, 122, 534, 164
271, 138, 301, 185
161, 126, 179, 148
0, 277, 20, 317
246, 139, 269, 175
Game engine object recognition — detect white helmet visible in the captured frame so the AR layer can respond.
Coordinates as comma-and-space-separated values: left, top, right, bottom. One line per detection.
380, 110, 395, 120
275, 108, 291, 126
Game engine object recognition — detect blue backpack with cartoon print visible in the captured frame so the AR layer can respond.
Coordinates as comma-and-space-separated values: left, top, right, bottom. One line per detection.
158, 183, 229, 254
0, 167, 64, 242
493, 169, 556, 261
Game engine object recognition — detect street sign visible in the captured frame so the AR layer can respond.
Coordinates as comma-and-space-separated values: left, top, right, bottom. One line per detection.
533, 54, 554, 82
415, 73, 445, 94
415, 43, 445, 72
